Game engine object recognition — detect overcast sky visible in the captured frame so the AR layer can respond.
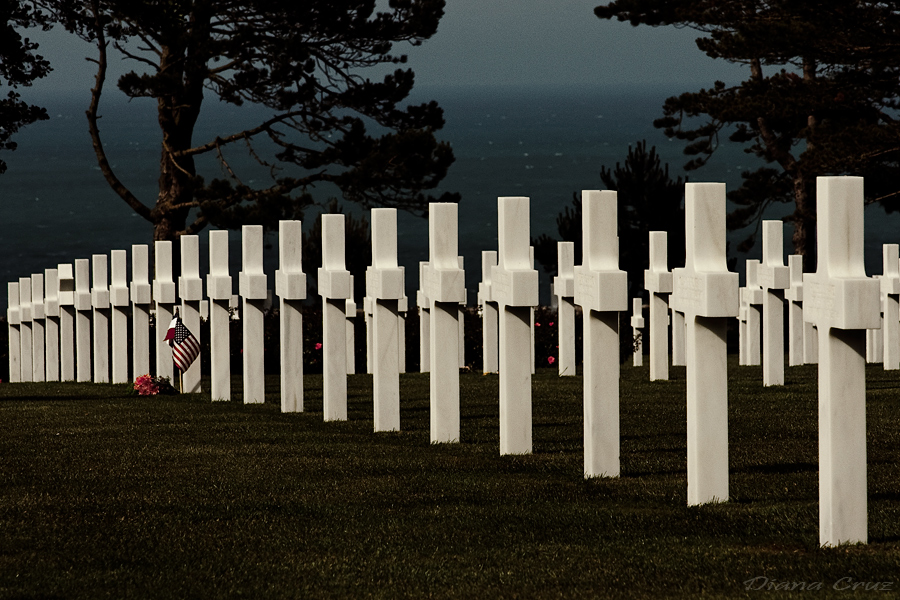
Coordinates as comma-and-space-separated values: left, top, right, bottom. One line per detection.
26, 0, 746, 95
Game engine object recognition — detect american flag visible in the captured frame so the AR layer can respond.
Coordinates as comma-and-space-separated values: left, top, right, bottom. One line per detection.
164, 314, 200, 373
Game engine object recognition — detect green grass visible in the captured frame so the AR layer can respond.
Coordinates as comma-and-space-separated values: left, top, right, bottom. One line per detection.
1, 358, 899, 598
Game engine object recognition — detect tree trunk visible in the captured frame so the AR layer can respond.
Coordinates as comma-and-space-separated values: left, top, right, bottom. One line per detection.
791, 173, 817, 273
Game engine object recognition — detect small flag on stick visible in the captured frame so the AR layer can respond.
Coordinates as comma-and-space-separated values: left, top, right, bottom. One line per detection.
164, 311, 200, 373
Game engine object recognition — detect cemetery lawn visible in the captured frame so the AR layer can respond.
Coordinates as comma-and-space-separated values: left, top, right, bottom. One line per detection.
1, 360, 899, 599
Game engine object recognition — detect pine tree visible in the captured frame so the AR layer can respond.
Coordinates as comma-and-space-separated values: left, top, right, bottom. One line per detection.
595, 0, 900, 270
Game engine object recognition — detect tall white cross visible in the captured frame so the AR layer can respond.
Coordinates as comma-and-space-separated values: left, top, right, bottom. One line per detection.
239, 225, 268, 404
110, 250, 130, 384
153, 241, 176, 381
745, 259, 763, 366
18, 277, 33, 383
276, 220, 307, 412
207, 230, 232, 401
631, 298, 644, 367
57, 263, 75, 381
366, 208, 405, 432
179, 236, 203, 393
574, 190, 627, 477
30, 274, 45, 382
91, 255, 110, 384
318, 214, 351, 421
785, 255, 805, 367
553, 242, 576, 376
417, 261, 430, 373
74, 259, 92, 382
803, 176, 879, 546
645, 231, 672, 380
757, 221, 789, 386
880, 244, 899, 370
479, 251, 499, 374
130, 245, 152, 379
491, 197, 539, 455
671, 182, 739, 505
346, 276, 357, 375
7, 282, 20, 382
44, 268, 60, 382
424, 203, 465, 443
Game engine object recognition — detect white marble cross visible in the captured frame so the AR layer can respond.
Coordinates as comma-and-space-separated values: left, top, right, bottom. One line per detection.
757, 221, 789, 386
491, 197, 539, 455
631, 298, 644, 367
417, 261, 430, 373
276, 220, 307, 412
398, 289, 408, 374
90, 255, 110, 383
744, 259, 763, 366
803, 176, 879, 546
30, 275, 45, 382
130, 245, 152, 379
574, 190, 627, 476
366, 208, 405, 431
738, 284, 749, 366
346, 275, 356, 375
18, 277, 33, 383
458, 256, 466, 369
44, 268, 60, 382
207, 230, 233, 401
239, 225, 267, 403
644, 231, 673, 380
317, 214, 351, 421
785, 255, 805, 367
74, 260, 92, 382
671, 182, 739, 505
57, 263, 75, 381
880, 244, 899, 370
424, 203, 465, 443
479, 251, 499, 374
178, 236, 203, 393
7, 282, 21, 382
553, 242, 576, 376
109, 250, 130, 384
153, 241, 176, 381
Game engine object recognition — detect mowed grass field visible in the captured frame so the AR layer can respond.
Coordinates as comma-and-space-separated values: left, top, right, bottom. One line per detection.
1, 359, 899, 598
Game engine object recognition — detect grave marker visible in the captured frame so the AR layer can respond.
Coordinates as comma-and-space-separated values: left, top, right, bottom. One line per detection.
425, 203, 465, 443
58, 264, 75, 381
44, 268, 60, 382
366, 208, 404, 431
91, 254, 110, 383
19, 277, 33, 383
398, 289, 408, 374
153, 241, 176, 381
179, 236, 203, 393
74, 260, 92, 382
803, 176, 878, 546
644, 231, 673, 380
417, 261, 431, 373
130, 245, 152, 379
757, 221, 789, 386
479, 251, 499, 374
317, 214, 351, 421
745, 259, 763, 366
207, 230, 232, 401
881, 245, 899, 370
7, 282, 20, 383
239, 225, 267, 404
574, 190, 627, 476
459, 256, 466, 369
553, 242, 576, 376
31, 275, 45, 382
785, 255, 805, 367
738, 285, 749, 366
671, 183, 739, 505
491, 197, 538, 454
346, 276, 356, 375
110, 250, 130, 384
276, 220, 307, 412
631, 298, 644, 367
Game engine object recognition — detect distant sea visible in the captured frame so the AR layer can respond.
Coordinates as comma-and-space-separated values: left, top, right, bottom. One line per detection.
3, 83, 899, 307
